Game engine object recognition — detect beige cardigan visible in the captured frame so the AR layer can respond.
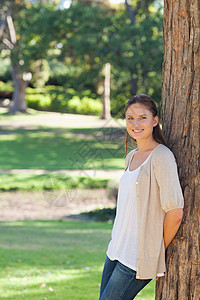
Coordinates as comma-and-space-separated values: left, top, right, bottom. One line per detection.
124, 144, 184, 279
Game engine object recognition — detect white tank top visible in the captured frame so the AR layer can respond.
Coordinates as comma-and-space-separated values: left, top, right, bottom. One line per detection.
106, 149, 164, 277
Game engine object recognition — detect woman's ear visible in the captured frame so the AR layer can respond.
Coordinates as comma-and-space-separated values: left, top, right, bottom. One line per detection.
153, 116, 159, 127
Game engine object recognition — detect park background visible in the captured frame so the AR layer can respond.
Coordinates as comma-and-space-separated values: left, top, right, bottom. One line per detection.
0, 0, 163, 299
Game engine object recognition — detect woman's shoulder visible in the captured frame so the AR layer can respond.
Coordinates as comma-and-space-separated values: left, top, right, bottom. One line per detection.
126, 148, 138, 160
126, 148, 137, 158
151, 144, 176, 164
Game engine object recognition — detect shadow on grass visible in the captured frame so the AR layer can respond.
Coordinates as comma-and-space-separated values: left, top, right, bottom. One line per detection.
0, 220, 111, 299
0, 127, 125, 170
0, 265, 102, 300
0, 173, 109, 191
67, 207, 116, 223
0, 220, 155, 300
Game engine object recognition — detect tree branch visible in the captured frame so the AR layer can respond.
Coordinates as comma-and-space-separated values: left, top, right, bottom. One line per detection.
7, 15, 16, 44
3, 37, 14, 49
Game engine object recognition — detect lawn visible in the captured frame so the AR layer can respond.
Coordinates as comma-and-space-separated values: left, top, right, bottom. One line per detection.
0, 110, 156, 299
0, 220, 156, 300
0, 109, 128, 190
0, 109, 127, 170
0, 173, 109, 191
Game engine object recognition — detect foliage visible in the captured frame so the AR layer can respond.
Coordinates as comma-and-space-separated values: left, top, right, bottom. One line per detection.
0, 81, 102, 114
0, 0, 163, 116
67, 96, 102, 115
80, 207, 116, 222
0, 50, 11, 81
26, 85, 102, 114
25, 93, 52, 110
0, 80, 13, 92
108, 4, 163, 116
30, 59, 50, 88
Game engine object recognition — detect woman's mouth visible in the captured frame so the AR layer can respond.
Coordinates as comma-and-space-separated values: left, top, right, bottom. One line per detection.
132, 129, 144, 133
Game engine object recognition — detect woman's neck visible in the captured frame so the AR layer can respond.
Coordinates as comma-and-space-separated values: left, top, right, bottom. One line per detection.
136, 139, 159, 152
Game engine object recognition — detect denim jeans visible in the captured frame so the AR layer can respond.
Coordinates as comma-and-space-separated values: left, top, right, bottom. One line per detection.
99, 255, 152, 300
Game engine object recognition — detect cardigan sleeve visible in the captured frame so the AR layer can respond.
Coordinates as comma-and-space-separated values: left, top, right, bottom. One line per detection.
154, 149, 184, 213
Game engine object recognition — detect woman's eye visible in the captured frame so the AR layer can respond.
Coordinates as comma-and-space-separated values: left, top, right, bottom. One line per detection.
141, 117, 146, 119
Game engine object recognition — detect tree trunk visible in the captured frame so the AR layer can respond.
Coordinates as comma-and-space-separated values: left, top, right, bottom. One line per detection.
101, 62, 111, 120
156, 0, 200, 299
10, 65, 28, 113
125, 0, 135, 26
130, 77, 137, 95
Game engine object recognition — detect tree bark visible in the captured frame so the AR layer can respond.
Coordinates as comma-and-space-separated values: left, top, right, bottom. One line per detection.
156, 0, 200, 299
10, 65, 28, 113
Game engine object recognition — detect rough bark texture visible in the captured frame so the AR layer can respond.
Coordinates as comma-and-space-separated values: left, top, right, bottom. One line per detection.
156, 0, 200, 299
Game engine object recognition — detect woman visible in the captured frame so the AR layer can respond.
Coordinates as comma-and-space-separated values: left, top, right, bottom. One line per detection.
99, 94, 184, 300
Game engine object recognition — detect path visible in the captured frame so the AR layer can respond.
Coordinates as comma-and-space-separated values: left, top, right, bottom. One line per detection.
0, 108, 125, 129
0, 189, 116, 221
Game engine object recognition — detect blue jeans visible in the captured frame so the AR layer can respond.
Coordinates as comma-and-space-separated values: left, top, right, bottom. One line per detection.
99, 256, 152, 300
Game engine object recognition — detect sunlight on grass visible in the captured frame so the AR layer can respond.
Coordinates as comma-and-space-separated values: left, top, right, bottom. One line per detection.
0, 110, 126, 170
0, 173, 109, 191
0, 220, 155, 299
0, 128, 125, 170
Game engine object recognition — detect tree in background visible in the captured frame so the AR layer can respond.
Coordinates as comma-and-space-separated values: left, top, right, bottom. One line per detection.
156, 0, 199, 298
0, 0, 59, 113
55, 0, 163, 116
0, 0, 31, 112
0, 0, 163, 117
125, 0, 154, 94
109, 1, 163, 117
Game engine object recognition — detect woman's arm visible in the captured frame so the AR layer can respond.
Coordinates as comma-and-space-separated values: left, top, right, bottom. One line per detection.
163, 208, 183, 249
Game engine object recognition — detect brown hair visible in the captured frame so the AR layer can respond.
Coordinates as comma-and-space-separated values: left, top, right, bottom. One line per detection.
124, 93, 166, 155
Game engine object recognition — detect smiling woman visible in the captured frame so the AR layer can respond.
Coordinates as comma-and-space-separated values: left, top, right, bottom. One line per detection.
98, 94, 184, 300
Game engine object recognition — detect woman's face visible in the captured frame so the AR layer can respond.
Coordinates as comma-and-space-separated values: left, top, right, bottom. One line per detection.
125, 103, 159, 142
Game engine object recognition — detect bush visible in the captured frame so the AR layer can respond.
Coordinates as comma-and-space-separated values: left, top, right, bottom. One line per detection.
26, 94, 51, 109
68, 96, 102, 115
26, 85, 102, 115
0, 82, 102, 115
79, 207, 116, 222
0, 81, 13, 92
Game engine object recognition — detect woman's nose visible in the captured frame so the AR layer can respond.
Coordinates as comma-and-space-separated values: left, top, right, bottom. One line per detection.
133, 118, 140, 126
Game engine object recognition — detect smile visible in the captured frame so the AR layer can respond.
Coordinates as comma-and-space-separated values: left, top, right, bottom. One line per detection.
132, 129, 144, 133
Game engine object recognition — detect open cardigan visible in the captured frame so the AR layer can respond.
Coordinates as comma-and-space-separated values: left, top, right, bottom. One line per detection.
124, 144, 184, 279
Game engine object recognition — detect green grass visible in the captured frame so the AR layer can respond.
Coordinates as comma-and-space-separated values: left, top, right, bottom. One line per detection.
0, 109, 123, 190
0, 126, 125, 170
0, 220, 155, 299
0, 174, 109, 191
